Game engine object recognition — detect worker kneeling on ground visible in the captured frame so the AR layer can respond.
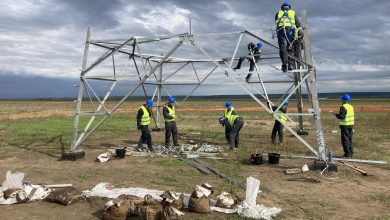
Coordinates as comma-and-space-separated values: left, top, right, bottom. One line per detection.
233, 42, 262, 82
137, 99, 154, 152
275, 1, 301, 72
225, 112, 244, 150
332, 94, 355, 158
163, 97, 179, 148
270, 101, 288, 144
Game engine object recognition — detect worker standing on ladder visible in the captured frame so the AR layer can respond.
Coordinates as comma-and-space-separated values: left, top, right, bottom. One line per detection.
163, 97, 179, 148
332, 94, 355, 158
270, 101, 288, 144
137, 99, 154, 152
233, 42, 263, 82
275, 1, 301, 72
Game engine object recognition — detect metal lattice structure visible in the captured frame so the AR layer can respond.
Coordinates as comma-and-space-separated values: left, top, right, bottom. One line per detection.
70, 10, 328, 161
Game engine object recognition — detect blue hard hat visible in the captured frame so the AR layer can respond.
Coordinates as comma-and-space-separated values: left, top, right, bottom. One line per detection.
168, 97, 176, 103
146, 99, 153, 107
257, 42, 263, 48
340, 94, 351, 102
284, 100, 289, 106
225, 101, 232, 108
282, 1, 291, 8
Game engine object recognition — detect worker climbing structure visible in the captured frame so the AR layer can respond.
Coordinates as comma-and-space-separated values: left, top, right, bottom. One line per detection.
69, 10, 328, 162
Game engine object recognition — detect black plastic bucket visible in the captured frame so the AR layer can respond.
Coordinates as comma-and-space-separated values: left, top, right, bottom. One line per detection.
250, 154, 263, 165
268, 153, 280, 164
116, 149, 126, 158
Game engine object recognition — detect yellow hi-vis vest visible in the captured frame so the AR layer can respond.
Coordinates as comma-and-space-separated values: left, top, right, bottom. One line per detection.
339, 103, 354, 126
139, 105, 150, 125
276, 10, 297, 28
228, 114, 239, 127
276, 110, 288, 124
164, 105, 175, 123
224, 107, 235, 118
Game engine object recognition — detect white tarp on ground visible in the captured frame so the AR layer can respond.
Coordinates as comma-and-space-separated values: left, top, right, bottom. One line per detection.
237, 177, 281, 220
2, 171, 24, 189
0, 171, 51, 205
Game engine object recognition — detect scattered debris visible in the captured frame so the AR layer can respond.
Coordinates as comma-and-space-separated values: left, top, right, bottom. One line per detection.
331, 130, 338, 134
216, 192, 238, 209
286, 177, 321, 183
188, 184, 212, 213
285, 168, 302, 175
103, 199, 134, 220
107, 143, 225, 160
97, 151, 112, 163
0, 171, 51, 205
139, 195, 164, 220
2, 171, 24, 189
237, 177, 281, 220
44, 184, 73, 188
338, 161, 370, 176
162, 206, 185, 220
45, 187, 83, 205
160, 191, 184, 210
188, 132, 201, 135
302, 164, 309, 172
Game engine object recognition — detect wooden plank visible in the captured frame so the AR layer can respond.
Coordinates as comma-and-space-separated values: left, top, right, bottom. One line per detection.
285, 168, 302, 175
45, 184, 73, 188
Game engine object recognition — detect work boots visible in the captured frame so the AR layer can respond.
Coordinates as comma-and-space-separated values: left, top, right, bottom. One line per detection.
136, 144, 145, 152
147, 145, 154, 153
281, 65, 287, 72
245, 73, 252, 83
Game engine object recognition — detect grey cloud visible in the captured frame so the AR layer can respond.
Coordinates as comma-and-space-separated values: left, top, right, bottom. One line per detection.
1, 0, 390, 99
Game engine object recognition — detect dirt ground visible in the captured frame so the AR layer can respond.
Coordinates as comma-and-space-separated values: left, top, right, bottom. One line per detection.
0, 137, 389, 220
0, 100, 389, 220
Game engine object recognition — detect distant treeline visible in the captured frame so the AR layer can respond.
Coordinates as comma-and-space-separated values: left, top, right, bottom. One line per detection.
3, 92, 389, 101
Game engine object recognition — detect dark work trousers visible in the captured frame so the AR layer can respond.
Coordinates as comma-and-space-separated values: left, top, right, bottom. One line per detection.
230, 117, 244, 149
225, 125, 231, 144
271, 121, 284, 143
292, 30, 304, 69
235, 56, 260, 71
277, 28, 295, 68
139, 125, 152, 147
340, 125, 353, 156
165, 121, 178, 146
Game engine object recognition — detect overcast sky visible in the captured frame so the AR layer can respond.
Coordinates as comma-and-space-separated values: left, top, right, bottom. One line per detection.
1, 0, 389, 99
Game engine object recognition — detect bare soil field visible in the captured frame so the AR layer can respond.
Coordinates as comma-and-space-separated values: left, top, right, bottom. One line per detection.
0, 99, 389, 220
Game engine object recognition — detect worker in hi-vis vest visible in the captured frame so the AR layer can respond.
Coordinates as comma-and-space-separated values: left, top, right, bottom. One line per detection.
221, 101, 237, 145
333, 94, 355, 158
270, 100, 288, 144
163, 97, 179, 148
225, 112, 244, 150
275, 1, 301, 72
136, 99, 154, 152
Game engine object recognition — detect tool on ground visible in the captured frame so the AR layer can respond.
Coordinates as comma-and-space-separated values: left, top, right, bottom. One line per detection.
338, 161, 369, 176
